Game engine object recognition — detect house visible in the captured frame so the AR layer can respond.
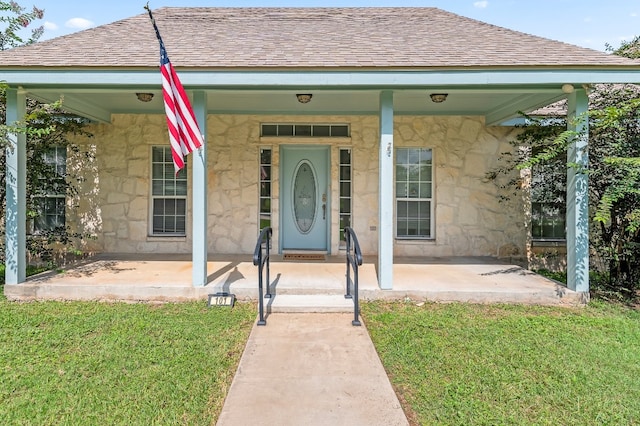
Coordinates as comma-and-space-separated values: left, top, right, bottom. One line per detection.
1, 7, 639, 294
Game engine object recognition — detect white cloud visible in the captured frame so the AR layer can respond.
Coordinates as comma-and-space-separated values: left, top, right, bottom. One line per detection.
473, 1, 489, 8
43, 21, 58, 31
65, 18, 95, 30
583, 17, 593, 23
631, 12, 638, 17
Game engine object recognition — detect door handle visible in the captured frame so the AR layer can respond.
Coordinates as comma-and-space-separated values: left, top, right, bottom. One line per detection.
322, 193, 326, 220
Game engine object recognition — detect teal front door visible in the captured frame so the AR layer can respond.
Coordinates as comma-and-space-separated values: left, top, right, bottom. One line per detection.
281, 146, 329, 251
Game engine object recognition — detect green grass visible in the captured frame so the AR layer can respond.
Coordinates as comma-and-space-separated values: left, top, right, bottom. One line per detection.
362, 301, 640, 425
0, 299, 256, 425
3, 289, 639, 425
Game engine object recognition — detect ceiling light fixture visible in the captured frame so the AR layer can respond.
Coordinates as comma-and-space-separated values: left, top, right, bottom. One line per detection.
296, 93, 313, 104
429, 93, 448, 103
561, 84, 575, 94
136, 92, 154, 102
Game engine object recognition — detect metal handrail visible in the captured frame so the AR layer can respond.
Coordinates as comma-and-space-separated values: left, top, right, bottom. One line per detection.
344, 227, 363, 326
253, 227, 272, 326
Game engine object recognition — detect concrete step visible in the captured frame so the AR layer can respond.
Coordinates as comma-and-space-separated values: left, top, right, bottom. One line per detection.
264, 294, 356, 313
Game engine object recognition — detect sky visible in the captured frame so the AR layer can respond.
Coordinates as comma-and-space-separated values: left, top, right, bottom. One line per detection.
21, 0, 640, 52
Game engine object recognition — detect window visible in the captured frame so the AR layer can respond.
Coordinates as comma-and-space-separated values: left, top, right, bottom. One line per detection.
261, 123, 350, 137
151, 146, 187, 236
339, 148, 352, 246
33, 146, 67, 232
531, 162, 566, 240
259, 148, 272, 230
395, 148, 433, 238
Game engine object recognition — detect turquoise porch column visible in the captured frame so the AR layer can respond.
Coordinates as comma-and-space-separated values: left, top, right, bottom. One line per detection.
192, 91, 208, 287
566, 89, 589, 293
378, 91, 394, 289
5, 88, 27, 284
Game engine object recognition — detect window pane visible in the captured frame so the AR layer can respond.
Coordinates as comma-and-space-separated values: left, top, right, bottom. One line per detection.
408, 183, 420, 198
260, 198, 271, 213
175, 180, 187, 196
340, 182, 351, 196
331, 125, 349, 137
396, 183, 407, 198
261, 149, 272, 163
176, 216, 186, 233
279, 125, 293, 136
261, 165, 271, 180
295, 125, 312, 136
420, 165, 432, 182
340, 149, 351, 164
313, 125, 330, 137
409, 165, 421, 181
419, 184, 432, 198
261, 182, 271, 197
340, 165, 351, 181
340, 198, 351, 214
396, 165, 408, 182
262, 124, 277, 136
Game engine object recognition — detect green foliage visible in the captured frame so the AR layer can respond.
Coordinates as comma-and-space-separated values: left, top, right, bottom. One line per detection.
364, 301, 640, 425
487, 83, 640, 298
606, 35, 640, 59
0, 1, 44, 50
0, 2, 94, 265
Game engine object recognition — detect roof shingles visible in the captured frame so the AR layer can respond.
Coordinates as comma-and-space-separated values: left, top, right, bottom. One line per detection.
0, 7, 637, 69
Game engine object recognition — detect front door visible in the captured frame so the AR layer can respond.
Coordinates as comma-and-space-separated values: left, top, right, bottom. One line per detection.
281, 146, 329, 251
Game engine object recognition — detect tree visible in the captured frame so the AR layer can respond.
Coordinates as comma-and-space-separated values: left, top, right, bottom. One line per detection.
488, 81, 640, 300
606, 35, 640, 60
0, 1, 44, 50
1, 1, 93, 266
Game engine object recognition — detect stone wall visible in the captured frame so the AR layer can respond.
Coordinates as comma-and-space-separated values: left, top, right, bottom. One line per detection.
70, 113, 526, 258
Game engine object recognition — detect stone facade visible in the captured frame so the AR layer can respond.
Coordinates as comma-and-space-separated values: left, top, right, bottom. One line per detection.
69, 113, 526, 258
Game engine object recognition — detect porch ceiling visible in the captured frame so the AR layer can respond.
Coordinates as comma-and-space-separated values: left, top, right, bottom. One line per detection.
28, 86, 565, 126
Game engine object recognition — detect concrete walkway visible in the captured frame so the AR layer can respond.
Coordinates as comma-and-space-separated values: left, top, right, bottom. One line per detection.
216, 313, 409, 426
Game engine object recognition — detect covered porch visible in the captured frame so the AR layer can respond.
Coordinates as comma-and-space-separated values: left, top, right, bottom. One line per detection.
3, 8, 640, 299
4, 254, 586, 306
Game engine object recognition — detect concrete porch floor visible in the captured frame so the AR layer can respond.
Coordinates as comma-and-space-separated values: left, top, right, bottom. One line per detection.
4, 254, 587, 306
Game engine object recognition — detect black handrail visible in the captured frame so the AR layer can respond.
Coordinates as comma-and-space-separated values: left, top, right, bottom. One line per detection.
253, 227, 272, 326
344, 227, 363, 326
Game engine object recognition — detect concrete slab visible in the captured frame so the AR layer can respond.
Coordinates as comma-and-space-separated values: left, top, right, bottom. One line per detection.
216, 313, 409, 426
3, 254, 588, 306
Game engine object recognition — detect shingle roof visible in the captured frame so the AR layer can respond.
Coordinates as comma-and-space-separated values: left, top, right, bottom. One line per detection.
0, 7, 637, 69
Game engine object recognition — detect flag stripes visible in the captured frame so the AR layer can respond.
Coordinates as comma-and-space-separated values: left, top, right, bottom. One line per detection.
146, 6, 204, 174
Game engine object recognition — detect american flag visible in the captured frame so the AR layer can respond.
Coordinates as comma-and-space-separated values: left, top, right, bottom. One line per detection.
146, 7, 204, 174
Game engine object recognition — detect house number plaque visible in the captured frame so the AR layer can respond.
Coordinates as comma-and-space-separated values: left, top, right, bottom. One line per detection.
207, 292, 236, 308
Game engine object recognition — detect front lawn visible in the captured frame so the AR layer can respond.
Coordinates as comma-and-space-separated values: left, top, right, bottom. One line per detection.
362, 301, 640, 425
0, 298, 255, 425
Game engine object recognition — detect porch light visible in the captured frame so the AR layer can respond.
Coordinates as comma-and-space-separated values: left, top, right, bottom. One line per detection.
561, 84, 575, 94
429, 93, 448, 103
136, 92, 154, 102
296, 94, 313, 104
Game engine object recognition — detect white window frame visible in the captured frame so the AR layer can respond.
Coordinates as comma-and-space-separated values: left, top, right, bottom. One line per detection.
150, 146, 187, 236
33, 146, 67, 233
259, 147, 272, 231
339, 147, 352, 248
395, 147, 434, 239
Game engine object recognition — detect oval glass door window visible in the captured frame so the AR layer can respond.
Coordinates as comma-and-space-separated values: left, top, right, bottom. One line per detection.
292, 160, 317, 234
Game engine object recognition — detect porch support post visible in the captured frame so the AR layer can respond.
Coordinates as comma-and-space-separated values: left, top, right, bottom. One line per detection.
566, 89, 589, 293
5, 88, 27, 284
192, 91, 208, 287
378, 91, 394, 290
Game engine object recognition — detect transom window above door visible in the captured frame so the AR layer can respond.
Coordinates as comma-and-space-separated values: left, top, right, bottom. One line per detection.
261, 123, 350, 137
